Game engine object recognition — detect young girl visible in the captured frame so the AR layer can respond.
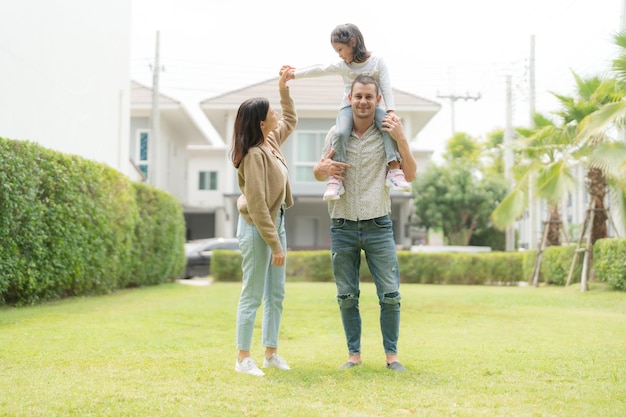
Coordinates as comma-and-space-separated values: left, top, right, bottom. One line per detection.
281, 23, 411, 200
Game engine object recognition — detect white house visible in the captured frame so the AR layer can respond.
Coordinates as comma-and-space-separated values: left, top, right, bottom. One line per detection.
130, 80, 213, 210
0, 1, 132, 176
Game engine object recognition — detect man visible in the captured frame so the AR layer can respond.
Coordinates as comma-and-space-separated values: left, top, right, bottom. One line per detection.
313, 74, 417, 371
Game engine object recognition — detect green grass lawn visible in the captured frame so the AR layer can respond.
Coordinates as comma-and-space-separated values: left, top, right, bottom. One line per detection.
1, 281, 624, 417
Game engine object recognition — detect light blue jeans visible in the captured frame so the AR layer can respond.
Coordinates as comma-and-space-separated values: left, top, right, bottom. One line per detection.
330, 215, 401, 355
333, 106, 401, 165
235, 206, 286, 351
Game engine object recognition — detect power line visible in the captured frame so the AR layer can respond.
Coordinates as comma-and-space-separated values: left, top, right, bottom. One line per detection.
436, 92, 482, 136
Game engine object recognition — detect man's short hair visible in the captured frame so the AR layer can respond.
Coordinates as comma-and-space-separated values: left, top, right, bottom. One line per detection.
351, 74, 380, 95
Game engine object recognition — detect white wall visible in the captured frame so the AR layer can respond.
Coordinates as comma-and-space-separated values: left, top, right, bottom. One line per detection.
0, 0, 131, 175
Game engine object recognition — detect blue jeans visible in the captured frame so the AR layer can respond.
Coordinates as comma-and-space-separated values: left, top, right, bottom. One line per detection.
235, 206, 286, 351
333, 106, 402, 165
330, 215, 401, 355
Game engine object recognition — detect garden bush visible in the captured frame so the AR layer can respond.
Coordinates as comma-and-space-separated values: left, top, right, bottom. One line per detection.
0, 137, 185, 305
593, 238, 626, 290
213, 249, 528, 286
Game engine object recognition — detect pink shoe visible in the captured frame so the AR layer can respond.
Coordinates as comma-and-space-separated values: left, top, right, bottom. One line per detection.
323, 178, 345, 201
386, 169, 411, 192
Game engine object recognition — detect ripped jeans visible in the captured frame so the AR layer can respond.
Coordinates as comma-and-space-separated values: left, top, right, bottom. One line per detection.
330, 215, 401, 355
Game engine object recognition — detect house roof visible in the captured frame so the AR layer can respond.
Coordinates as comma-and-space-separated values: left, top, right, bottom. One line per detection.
131, 80, 179, 107
200, 76, 440, 111
131, 80, 214, 146
199, 76, 441, 142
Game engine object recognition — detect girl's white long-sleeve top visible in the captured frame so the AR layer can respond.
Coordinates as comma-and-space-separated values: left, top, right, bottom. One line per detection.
294, 54, 395, 111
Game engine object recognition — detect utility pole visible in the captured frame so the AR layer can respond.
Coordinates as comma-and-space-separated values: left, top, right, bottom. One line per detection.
504, 75, 515, 252
529, 35, 536, 122
618, 0, 626, 235
622, 0, 626, 144
149, 31, 160, 187
528, 34, 539, 250
436, 92, 481, 136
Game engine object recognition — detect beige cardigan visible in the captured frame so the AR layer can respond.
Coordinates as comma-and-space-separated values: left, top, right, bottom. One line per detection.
236, 87, 297, 254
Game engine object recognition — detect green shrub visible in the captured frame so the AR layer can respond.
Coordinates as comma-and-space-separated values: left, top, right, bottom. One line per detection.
213, 249, 528, 287
127, 183, 186, 286
539, 245, 581, 285
522, 249, 537, 282
210, 242, 621, 290
396, 251, 524, 285
593, 238, 626, 290
211, 250, 243, 282
0, 137, 185, 305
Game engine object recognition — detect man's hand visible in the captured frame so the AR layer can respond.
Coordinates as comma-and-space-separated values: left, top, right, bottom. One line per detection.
316, 149, 350, 181
381, 115, 417, 182
381, 115, 406, 143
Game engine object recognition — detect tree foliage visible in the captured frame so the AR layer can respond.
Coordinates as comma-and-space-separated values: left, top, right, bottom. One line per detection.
413, 161, 508, 246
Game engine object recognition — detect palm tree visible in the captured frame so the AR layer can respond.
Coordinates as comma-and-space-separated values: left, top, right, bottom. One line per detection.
552, 73, 623, 247
579, 31, 626, 136
491, 113, 579, 286
491, 113, 577, 247
578, 31, 626, 240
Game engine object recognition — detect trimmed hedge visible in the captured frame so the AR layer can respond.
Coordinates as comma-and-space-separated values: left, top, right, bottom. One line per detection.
213, 250, 528, 286
0, 137, 186, 306
213, 242, 624, 291
594, 238, 626, 290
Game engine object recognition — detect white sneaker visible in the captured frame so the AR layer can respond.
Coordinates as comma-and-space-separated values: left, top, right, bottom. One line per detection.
235, 357, 265, 376
323, 178, 345, 201
386, 169, 411, 192
263, 353, 290, 370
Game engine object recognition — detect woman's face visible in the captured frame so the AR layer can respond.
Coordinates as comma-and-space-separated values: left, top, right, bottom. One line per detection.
332, 41, 354, 64
262, 106, 279, 133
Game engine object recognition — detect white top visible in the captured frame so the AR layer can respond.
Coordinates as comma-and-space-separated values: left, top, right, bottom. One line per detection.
295, 54, 395, 111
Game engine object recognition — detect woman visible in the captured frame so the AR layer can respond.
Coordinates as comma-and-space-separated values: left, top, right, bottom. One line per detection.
230, 68, 297, 376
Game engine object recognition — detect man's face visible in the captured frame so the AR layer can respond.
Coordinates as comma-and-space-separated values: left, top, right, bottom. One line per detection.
348, 82, 381, 120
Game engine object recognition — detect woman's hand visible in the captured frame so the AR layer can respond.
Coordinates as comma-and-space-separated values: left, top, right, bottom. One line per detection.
278, 66, 293, 88
272, 251, 285, 267
279, 65, 295, 81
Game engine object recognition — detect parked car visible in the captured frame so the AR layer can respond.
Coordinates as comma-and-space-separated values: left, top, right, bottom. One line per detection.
182, 237, 240, 279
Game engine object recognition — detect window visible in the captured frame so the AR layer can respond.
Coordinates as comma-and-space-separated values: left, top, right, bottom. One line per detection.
294, 131, 326, 182
198, 171, 218, 190
137, 130, 149, 177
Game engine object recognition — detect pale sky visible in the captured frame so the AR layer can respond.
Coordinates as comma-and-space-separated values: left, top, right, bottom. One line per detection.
131, 0, 624, 159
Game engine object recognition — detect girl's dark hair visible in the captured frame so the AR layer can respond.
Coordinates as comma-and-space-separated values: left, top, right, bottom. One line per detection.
330, 23, 370, 64
230, 97, 269, 168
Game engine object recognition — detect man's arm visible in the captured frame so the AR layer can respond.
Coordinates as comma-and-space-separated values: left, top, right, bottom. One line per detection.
382, 116, 417, 182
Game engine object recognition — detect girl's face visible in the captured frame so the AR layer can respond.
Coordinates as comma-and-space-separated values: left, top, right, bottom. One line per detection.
332, 41, 354, 64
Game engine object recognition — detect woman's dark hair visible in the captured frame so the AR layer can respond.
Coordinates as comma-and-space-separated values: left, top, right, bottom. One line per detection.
330, 23, 370, 64
230, 97, 269, 168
